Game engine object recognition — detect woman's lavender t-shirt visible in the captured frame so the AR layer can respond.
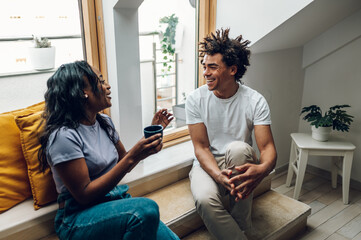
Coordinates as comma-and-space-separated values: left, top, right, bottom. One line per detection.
46, 114, 120, 193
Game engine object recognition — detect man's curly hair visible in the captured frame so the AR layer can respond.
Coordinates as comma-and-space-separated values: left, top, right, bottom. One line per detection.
199, 28, 251, 82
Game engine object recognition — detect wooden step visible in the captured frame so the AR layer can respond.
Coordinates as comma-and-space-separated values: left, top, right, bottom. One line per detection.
182, 226, 210, 240
146, 175, 311, 240
145, 172, 278, 238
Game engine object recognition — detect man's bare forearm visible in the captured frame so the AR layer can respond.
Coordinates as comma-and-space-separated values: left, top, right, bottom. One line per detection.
258, 144, 277, 176
195, 146, 222, 180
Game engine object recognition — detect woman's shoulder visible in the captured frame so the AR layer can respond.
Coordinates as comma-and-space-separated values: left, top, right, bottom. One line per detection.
98, 113, 116, 127
99, 113, 111, 119
98, 113, 112, 123
49, 126, 81, 144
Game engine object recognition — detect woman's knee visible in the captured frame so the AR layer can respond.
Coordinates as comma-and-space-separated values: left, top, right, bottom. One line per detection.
136, 198, 160, 223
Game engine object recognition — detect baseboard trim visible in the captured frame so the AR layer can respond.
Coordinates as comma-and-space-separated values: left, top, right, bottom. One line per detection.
275, 163, 289, 175
306, 164, 361, 191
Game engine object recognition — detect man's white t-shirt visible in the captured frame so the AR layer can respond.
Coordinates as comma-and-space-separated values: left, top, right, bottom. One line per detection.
185, 83, 271, 156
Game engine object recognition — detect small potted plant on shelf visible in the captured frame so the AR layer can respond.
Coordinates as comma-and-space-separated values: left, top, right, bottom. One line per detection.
300, 104, 354, 141
29, 36, 55, 70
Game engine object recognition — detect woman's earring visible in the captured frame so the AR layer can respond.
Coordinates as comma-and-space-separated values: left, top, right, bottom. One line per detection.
84, 94, 88, 98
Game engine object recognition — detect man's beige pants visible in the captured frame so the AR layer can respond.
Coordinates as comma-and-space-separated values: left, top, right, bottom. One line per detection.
189, 141, 257, 240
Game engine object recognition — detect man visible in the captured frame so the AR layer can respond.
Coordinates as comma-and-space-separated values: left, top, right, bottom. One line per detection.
185, 28, 277, 240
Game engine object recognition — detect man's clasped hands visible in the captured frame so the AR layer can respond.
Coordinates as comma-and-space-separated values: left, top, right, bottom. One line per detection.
217, 163, 269, 201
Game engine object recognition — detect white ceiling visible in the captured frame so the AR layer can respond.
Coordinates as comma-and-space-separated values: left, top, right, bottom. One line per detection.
251, 0, 361, 53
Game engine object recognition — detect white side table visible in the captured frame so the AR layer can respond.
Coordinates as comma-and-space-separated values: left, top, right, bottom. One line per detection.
286, 133, 355, 204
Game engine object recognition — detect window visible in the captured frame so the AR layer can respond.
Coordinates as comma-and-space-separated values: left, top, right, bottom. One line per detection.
0, 0, 107, 115
0, 0, 83, 75
100, 0, 216, 148
137, 0, 217, 147
0, 0, 215, 146
138, 0, 196, 130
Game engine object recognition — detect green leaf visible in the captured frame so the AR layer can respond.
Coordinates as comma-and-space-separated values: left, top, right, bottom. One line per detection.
301, 104, 354, 132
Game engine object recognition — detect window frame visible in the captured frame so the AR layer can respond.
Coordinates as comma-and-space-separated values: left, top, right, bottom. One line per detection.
0, 1, 85, 77
91, 0, 216, 147
82, 0, 109, 115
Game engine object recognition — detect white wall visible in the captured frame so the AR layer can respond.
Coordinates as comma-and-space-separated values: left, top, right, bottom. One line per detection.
299, 11, 361, 182
303, 8, 361, 68
217, 0, 361, 184
102, 0, 144, 150
140, 62, 155, 127
244, 48, 305, 168
0, 72, 52, 113
216, 0, 312, 43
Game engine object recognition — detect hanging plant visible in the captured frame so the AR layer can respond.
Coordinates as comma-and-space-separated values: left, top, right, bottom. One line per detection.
159, 14, 178, 76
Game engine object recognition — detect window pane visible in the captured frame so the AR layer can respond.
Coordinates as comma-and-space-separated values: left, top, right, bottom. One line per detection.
138, 0, 196, 130
0, 0, 81, 38
0, 38, 83, 74
0, 0, 83, 75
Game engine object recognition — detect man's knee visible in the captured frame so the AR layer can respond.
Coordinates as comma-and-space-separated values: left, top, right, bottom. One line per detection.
226, 141, 254, 157
194, 193, 223, 214
225, 141, 257, 167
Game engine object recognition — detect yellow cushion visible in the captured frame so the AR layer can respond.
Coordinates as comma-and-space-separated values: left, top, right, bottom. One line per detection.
16, 111, 58, 210
0, 102, 44, 213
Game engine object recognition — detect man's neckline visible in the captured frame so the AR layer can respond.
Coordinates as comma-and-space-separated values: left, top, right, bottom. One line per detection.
212, 83, 240, 100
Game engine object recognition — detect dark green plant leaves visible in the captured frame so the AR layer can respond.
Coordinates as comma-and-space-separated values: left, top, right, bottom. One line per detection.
159, 14, 178, 76
300, 105, 354, 132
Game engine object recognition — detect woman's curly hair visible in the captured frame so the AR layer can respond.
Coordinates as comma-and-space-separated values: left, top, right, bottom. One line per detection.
199, 28, 251, 82
38, 61, 117, 172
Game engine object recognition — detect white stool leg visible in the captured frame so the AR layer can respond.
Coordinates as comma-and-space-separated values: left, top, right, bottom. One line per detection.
342, 151, 353, 204
286, 141, 296, 187
331, 157, 339, 189
293, 149, 308, 200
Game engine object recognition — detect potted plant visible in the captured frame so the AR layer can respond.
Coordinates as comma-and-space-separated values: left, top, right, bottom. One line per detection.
159, 14, 178, 76
300, 104, 354, 141
29, 36, 55, 70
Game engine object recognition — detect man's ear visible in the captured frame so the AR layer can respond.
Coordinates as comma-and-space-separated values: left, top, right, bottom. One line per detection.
230, 65, 237, 76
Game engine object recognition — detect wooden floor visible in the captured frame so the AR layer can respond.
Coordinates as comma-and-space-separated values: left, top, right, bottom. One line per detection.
272, 171, 361, 240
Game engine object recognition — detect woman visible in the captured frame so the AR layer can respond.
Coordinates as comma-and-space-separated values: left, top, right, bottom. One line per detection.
38, 61, 179, 240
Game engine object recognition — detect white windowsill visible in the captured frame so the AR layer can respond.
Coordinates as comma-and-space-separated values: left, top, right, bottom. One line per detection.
119, 140, 195, 188
0, 69, 56, 78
